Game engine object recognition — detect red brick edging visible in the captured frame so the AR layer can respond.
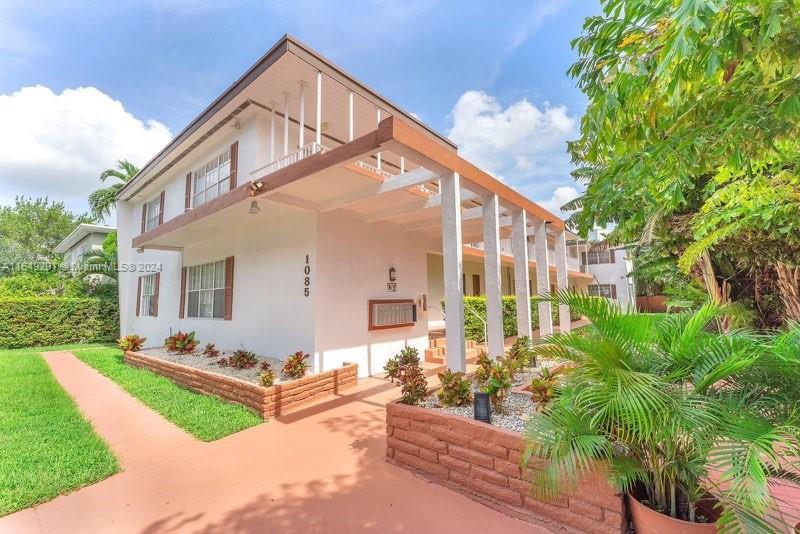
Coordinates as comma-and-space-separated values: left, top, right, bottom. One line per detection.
386, 402, 624, 533
124, 351, 357, 418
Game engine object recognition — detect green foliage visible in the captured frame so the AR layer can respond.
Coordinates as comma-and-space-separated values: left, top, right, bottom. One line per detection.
444, 296, 582, 341
117, 335, 146, 352
260, 369, 276, 387
282, 351, 310, 379
0, 350, 118, 515
507, 336, 534, 369
483, 360, 513, 413
528, 366, 566, 410
202, 343, 219, 358
474, 350, 492, 387
384, 346, 428, 405
75, 348, 260, 440
219, 349, 258, 369
0, 297, 118, 349
164, 331, 198, 354
0, 197, 92, 266
88, 160, 139, 221
437, 369, 473, 407
0, 272, 86, 298
524, 290, 800, 531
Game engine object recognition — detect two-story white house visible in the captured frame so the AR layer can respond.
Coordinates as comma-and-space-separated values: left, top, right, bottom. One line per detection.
116, 35, 589, 377
55, 223, 115, 274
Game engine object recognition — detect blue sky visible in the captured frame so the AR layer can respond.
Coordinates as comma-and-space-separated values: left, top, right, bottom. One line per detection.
0, 0, 600, 216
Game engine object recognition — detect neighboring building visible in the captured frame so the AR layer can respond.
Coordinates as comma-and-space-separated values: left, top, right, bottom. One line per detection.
572, 228, 636, 311
55, 224, 115, 273
116, 35, 589, 377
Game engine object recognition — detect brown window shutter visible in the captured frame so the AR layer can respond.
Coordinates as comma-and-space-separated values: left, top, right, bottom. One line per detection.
152, 273, 160, 317
158, 191, 165, 225
135, 277, 142, 316
224, 256, 234, 320
184, 173, 192, 211
140, 204, 147, 234
179, 267, 187, 319
608, 248, 615, 263
611, 284, 618, 299
229, 141, 238, 190
581, 251, 587, 265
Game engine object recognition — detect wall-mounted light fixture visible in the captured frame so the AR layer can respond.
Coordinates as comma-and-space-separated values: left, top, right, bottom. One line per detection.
389, 267, 396, 281
249, 200, 261, 215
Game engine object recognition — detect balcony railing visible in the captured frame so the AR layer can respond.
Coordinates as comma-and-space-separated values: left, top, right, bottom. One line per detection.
352, 160, 393, 180
251, 142, 329, 178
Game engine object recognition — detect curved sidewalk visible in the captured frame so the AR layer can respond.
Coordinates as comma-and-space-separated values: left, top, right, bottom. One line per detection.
1, 351, 541, 534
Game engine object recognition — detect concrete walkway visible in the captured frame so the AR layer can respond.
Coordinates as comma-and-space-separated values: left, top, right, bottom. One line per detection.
1, 351, 542, 534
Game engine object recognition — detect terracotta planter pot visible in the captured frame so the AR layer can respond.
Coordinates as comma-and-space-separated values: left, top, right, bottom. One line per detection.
628, 494, 717, 534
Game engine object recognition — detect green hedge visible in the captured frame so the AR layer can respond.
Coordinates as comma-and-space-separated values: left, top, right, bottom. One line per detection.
443, 296, 582, 341
0, 298, 119, 349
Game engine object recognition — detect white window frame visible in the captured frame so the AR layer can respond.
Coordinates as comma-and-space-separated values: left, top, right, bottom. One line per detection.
144, 196, 162, 232
191, 149, 231, 208
186, 260, 226, 319
586, 249, 614, 265
140, 274, 157, 317
588, 283, 615, 299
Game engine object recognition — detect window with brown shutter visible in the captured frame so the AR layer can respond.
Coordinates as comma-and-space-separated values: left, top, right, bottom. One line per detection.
610, 284, 618, 299
224, 256, 234, 320
184, 173, 192, 211
138, 274, 158, 317
158, 191, 165, 225
135, 277, 142, 316
140, 205, 146, 234
608, 248, 616, 263
229, 141, 238, 190
179, 267, 187, 319
152, 272, 160, 317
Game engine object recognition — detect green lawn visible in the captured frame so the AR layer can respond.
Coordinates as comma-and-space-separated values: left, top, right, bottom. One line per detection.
0, 350, 118, 516
73, 348, 261, 441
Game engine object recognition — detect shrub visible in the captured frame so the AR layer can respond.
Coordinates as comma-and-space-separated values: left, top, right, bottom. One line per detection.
117, 335, 146, 352
202, 343, 219, 358
443, 296, 583, 342
259, 369, 276, 387
483, 360, 512, 412
528, 366, 565, 409
437, 370, 473, 407
222, 349, 258, 369
474, 350, 492, 387
164, 331, 198, 354
384, 346, 428, 405
282, 351, 310, 379
0, 297, 118, 349
508, 336, 535, 369
259, 360, 272, 372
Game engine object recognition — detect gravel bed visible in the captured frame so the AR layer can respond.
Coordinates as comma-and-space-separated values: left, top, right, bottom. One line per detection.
139, 346, 290, 385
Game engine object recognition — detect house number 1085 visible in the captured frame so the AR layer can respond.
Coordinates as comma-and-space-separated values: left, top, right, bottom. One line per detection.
304, 254, 311, 297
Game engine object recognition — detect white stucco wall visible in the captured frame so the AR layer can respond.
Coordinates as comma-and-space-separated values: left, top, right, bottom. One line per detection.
585, 247, 636, 311
313, 211, 429, 378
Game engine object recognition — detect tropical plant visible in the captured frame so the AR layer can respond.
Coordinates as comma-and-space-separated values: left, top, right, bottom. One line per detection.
79, 232, 118, 283
202, 343, 219, 358
507, 335, 534, 369
483, 360, 512, 413
222, 349, 258, 369
523, 291, 800, 532
117, 334, 146, 352
260, 369, 276, 387
88, 160, 140, 221
527, 365, 566, 410
164, 331, 198, 354
473, 350, 492, 387
384, 346, 428, 405
566, 0, 800, 327
282, 351, 310, 379
437, 369, 473, 407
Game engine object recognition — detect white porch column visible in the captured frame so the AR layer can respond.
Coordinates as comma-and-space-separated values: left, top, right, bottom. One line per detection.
400, 156, 405, 174
376, 109, 382, 170
441, 172, 466, 372
554, 229, 571, 333
269, 102, 276, 162
348, 91, 354, 141
533, 219, 553, 336
283, 91, 289, 156
298, 81, 306, 147
511, 209, 532, 339
315, 71, 322, 146
482, 194, 504, 357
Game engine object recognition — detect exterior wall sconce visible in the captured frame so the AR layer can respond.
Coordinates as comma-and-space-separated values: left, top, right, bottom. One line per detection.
389, 267, 396, 281
249, 200, 261, 215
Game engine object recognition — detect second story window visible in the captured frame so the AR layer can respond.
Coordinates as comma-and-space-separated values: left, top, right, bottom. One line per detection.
192, 149, 231, 208
143, 196, 162, 232
586, 249, 615, 265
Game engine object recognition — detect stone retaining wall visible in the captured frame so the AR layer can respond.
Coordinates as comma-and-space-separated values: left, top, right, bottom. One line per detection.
386, 402, 624, 533
124, 351, 358, 418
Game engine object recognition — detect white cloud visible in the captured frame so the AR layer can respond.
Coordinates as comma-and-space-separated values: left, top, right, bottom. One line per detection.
0, 85, 172, 217
536, 186, 581, 218
448, 90, 576, 192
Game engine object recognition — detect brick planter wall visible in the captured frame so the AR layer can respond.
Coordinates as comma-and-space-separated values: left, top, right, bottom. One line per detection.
124, 351, 358, 418
386, 403, 624, 533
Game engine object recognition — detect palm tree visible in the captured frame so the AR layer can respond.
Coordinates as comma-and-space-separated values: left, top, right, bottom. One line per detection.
88, 160, 139, 222
523, 291, 800, 532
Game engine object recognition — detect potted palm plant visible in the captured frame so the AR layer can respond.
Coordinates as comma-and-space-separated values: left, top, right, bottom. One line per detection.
522, 291, 800, 533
